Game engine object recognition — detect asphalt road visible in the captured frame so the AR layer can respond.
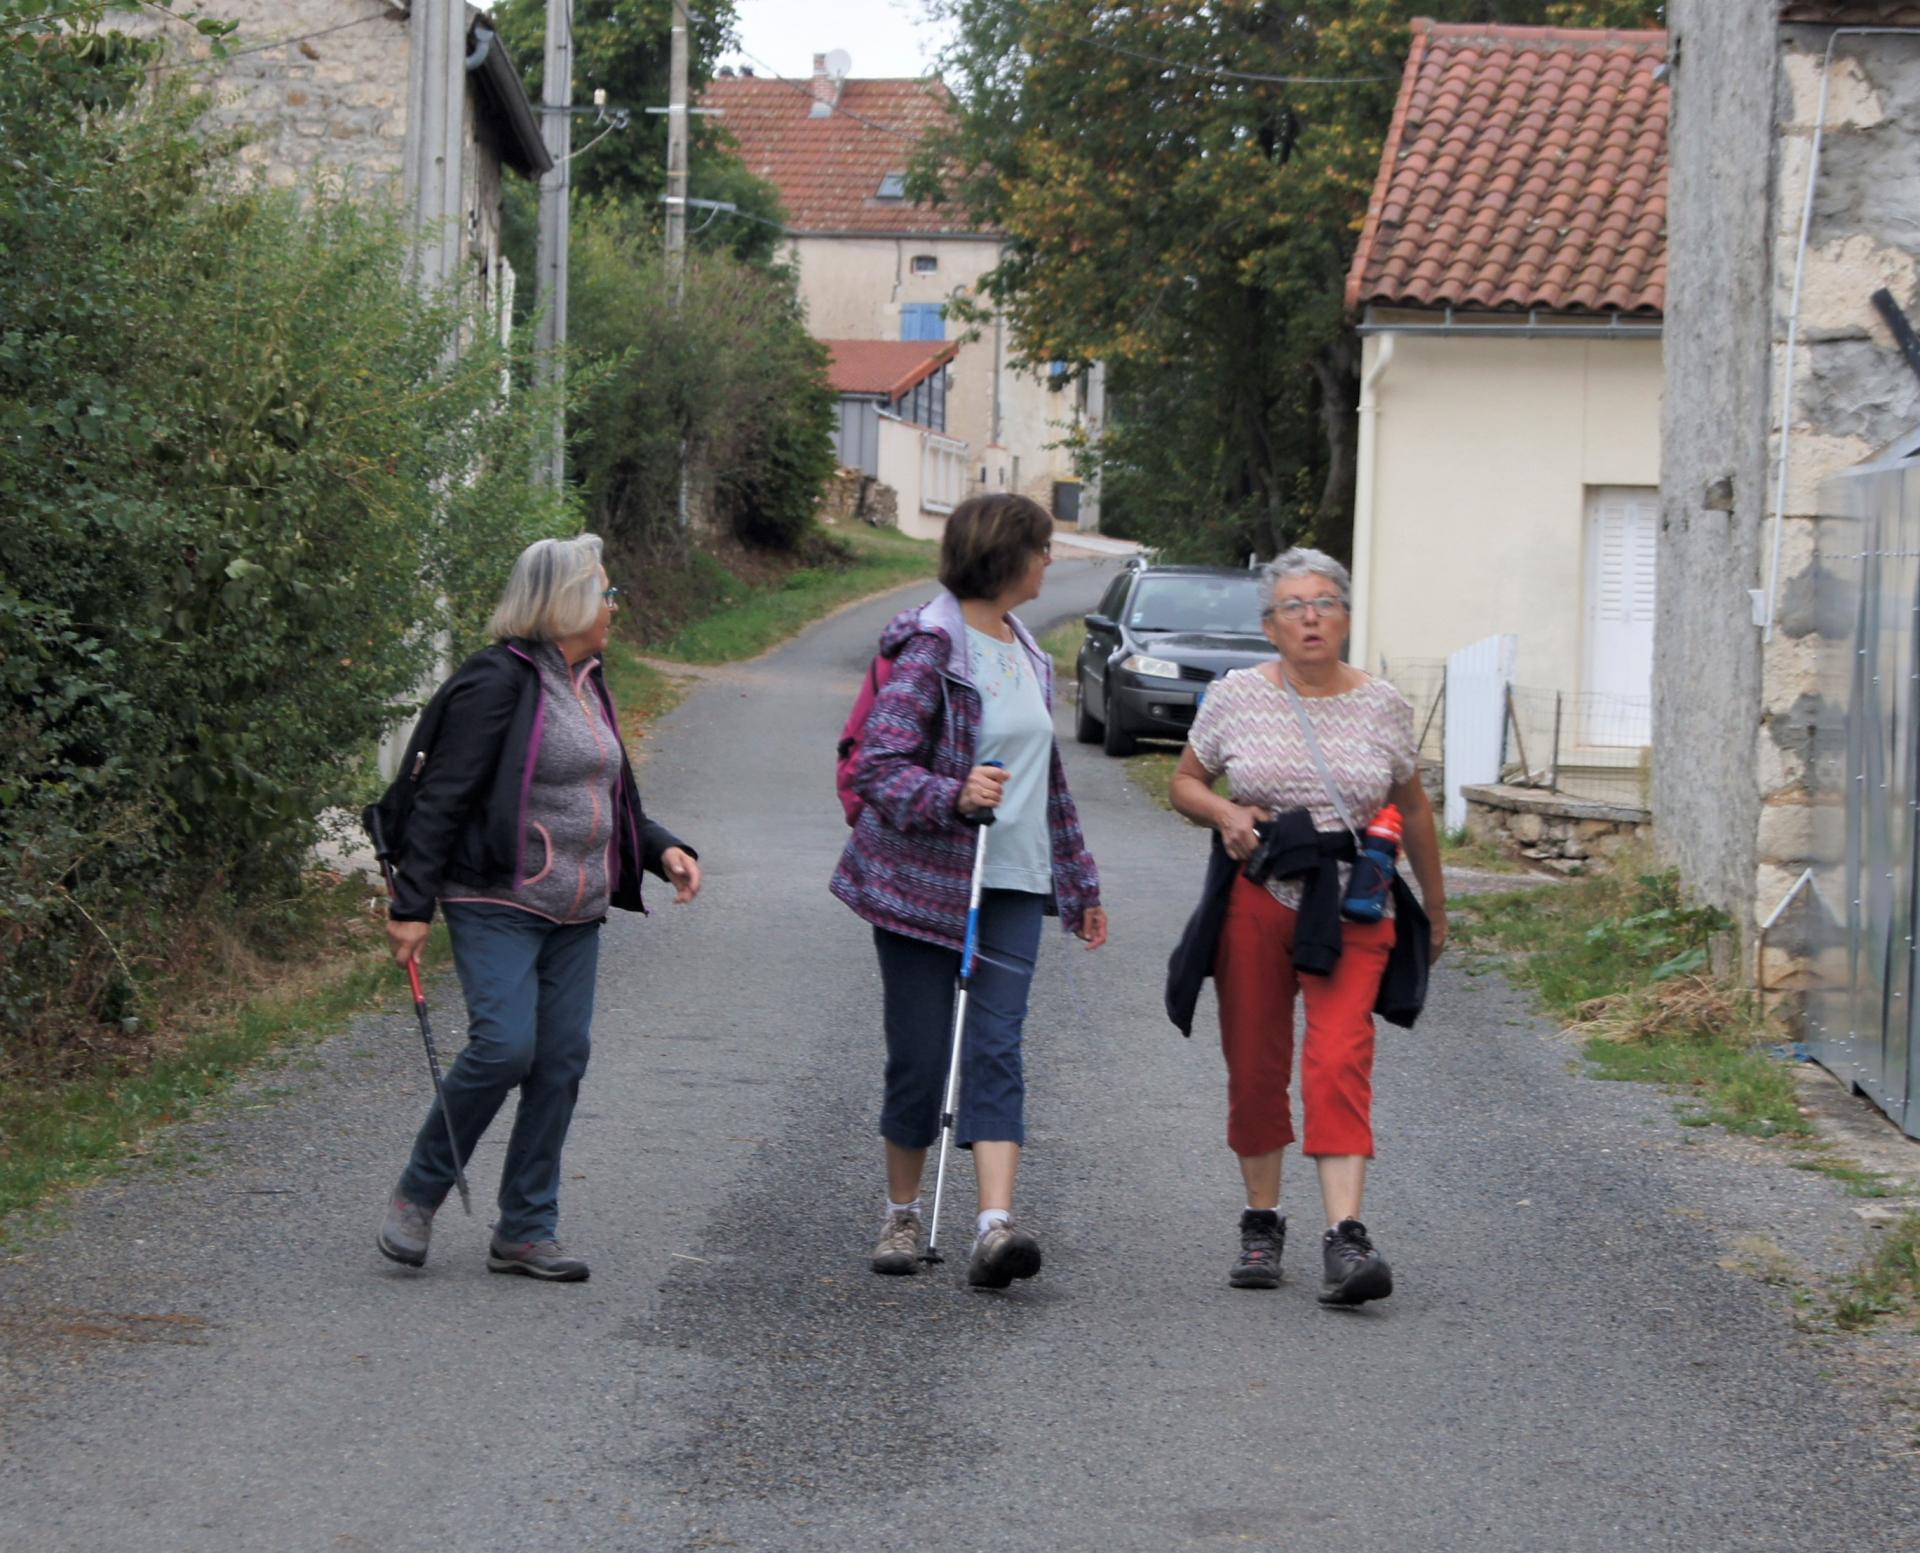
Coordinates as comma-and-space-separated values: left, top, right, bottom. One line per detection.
3, 554, 1918, 1551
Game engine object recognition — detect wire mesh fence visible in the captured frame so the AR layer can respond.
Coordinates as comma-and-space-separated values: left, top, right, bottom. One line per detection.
1381, 659, 1650, 810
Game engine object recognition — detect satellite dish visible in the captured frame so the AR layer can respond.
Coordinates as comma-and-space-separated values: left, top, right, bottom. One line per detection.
824, 47, 852, 80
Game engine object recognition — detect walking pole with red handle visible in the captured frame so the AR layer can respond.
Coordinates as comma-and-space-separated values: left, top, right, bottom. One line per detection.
363, 806, 472, 1217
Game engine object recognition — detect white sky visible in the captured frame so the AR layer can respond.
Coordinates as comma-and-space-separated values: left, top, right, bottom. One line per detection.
723, 0, 954, 82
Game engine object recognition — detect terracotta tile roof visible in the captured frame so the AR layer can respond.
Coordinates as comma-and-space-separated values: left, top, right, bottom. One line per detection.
700, 75, 983, 236
823, 339, 958, 398
1346, 21, 1668, 317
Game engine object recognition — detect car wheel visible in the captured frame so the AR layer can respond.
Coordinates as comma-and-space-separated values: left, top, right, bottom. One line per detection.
1074, 669, 1102, 743
1102, 698, 1138, 757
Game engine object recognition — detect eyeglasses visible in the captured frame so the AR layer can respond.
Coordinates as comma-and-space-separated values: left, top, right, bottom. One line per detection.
1266, 596, 1348, 621
601, 586, 622, 608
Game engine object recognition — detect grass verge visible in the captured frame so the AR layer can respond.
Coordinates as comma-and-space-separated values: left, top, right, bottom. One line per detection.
1456, 865, 1806, 1139
0, 874, 443, 1242
1833, 1213, 1920, 1330
641, 524, 937, 663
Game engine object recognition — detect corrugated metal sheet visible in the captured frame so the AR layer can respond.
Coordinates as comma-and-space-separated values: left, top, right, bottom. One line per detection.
1806, 452, 1920, 1137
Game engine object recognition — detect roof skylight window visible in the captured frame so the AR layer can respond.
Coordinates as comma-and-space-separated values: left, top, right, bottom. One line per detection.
877, 172, 907, 199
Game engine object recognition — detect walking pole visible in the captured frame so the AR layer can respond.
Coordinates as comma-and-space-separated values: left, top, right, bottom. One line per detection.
923, 761, 1001, 1265
362, 806, 472, 1217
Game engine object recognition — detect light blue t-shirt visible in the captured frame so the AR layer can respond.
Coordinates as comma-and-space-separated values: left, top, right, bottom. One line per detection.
967, 626, 1054, 896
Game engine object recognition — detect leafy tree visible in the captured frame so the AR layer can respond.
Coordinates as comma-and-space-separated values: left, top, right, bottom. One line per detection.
488, 0, 787, 268
920, 0, 1665, 560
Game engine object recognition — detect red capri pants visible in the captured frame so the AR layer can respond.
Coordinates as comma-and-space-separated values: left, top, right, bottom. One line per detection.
1214, 874, 1395, 1159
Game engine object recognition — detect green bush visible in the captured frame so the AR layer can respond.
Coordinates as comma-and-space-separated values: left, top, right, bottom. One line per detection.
0, 28, 573, 1047
567, 201, 836, 563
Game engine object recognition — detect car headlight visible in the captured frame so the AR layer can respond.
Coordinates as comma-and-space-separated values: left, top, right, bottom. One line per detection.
1121, 653, 1182, 679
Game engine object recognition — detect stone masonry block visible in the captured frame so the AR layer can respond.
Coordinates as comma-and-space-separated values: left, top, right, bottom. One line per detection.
1756, 797, 1814, 864
1792, 234, 1920, 340
1782, 51, 1887, 131
1774, 50, 1881, 130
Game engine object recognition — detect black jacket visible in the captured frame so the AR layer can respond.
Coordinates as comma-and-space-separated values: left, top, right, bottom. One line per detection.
1164, 812, 1430, 1036
368, 641, 692, 923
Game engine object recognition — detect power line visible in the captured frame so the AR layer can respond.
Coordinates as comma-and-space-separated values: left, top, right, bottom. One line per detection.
146, 12, 389, 72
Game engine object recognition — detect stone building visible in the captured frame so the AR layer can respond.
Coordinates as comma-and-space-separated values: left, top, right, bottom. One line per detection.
703, 53, 1104, 539
1656, 0, 1920, 993
118, 1, 550, 320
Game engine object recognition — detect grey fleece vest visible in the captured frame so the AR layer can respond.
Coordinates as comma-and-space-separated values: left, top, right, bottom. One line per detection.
447, 642, 619, 923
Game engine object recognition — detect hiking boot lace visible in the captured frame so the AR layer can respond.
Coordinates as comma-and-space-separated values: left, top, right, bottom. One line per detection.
1329, 1223, 1375, 1270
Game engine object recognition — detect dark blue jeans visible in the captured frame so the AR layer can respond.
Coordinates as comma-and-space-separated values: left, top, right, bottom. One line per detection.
875, 889, 1045, 1150
397, 903, 599, 1242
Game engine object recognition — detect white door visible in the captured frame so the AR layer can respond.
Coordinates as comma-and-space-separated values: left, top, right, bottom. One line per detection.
1583, 487, 1657, 748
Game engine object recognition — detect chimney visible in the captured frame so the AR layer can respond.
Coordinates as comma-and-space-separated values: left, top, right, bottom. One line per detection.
809, 51, 845, 117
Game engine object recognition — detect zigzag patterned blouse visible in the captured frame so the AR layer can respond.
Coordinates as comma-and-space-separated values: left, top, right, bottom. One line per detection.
1188, 668, 1418, 912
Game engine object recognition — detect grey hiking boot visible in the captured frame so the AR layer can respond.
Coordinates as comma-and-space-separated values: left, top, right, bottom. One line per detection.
966, 1221, 1042, 1289
377, 1194, 435, 1268
487, 1235, 590, 1282
1229, 1209, 1286, 1289
871, 1209, 923, 1275
1318, 1218, 1393, 1307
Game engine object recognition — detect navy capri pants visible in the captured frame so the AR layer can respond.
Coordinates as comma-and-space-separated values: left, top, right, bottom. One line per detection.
874, 888, 1045, 1149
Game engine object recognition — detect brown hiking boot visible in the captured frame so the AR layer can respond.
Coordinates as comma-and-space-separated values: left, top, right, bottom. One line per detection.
870, 1209, 923, 1274
966, 1222, 1042, 1289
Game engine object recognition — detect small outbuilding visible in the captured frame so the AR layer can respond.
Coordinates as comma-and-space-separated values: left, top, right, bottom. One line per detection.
1344, 20, 1668, 782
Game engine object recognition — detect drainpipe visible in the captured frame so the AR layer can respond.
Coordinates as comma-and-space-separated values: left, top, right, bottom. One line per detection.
1348, 331, 1396, 669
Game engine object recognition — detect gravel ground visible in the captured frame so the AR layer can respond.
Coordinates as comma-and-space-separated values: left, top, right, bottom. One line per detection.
3, 556, 1918, 1552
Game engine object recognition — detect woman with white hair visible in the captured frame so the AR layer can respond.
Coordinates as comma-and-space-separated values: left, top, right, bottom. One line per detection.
1169, 546, 1444, 1307
371, 533, 700, 1282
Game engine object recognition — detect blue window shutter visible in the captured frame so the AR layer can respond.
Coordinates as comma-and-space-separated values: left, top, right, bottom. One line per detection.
901, 303, 945, 342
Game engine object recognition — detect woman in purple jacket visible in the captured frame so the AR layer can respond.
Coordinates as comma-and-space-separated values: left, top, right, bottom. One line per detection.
375, 534, 700, 1282
832, 494, 1107, 1288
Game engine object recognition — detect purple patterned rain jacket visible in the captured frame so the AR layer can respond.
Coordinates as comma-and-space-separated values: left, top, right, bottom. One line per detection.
830, 590, 1101, 951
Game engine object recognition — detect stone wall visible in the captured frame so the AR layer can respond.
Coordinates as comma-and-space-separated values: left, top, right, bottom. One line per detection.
118, 2, 411, 194
816, 466, 900, 529
1761, 24, 1920, 937
1654, 0, 1776, 925
1463, 785, 1652, 875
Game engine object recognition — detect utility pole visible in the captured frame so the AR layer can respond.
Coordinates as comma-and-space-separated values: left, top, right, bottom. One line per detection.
665, 0, 689, 301
534, 0, 574, 490
666, 0, 691, 536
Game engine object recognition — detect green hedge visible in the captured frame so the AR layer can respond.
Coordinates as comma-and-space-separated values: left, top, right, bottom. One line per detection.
0, 30, 573, 1046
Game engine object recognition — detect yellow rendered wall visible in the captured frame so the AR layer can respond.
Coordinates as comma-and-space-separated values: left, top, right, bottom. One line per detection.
789, 234, 1081, 511
1357, 332, 1663, 699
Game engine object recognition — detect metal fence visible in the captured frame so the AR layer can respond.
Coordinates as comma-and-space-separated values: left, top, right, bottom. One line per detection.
1382, 658, 1651, 810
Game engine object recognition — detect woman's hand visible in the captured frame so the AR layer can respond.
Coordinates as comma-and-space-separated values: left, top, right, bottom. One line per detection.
386, 918, 430, 967
1429, 908, 1448, 961
1216, 801, 1268, 863
1076, 905, 1109, 950
956, 763, 1009, 818
662, 847, 701, 904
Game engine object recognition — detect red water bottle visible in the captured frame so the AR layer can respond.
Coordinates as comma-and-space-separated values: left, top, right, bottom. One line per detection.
1341, 804, 1403, 923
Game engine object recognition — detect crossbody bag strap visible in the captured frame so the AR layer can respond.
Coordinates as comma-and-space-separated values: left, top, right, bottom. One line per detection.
1281, 672, 1360, 843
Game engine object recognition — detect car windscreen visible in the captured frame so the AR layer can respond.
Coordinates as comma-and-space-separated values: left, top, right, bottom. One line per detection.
1127, 575, 1266, 635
